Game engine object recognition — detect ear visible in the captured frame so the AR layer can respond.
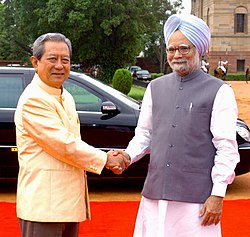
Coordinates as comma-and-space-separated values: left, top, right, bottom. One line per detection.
30, 56, 39, 72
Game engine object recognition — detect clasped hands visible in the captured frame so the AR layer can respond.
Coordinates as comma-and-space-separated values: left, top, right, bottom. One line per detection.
106, 150, 131, 174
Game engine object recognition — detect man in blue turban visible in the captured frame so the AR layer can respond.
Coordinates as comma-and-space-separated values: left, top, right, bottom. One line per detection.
111, 14, 239, 237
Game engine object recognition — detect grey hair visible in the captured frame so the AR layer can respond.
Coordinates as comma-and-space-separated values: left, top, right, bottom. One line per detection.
32, 33, 72, 60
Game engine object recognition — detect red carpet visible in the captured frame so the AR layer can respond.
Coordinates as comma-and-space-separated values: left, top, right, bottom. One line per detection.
0, 200, 249, 237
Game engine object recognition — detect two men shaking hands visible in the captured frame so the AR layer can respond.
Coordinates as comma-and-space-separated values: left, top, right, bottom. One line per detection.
105, 150, 130, 174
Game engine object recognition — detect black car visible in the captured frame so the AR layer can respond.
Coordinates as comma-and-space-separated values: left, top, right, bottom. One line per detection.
0, 67, 249, 180
0, 67, 147, 180
133, 69, 151, 81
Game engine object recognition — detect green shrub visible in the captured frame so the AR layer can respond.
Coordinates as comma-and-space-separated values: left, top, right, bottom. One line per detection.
210, 73, 246, 81
151, 73, 164, 80
223, 74, 245, 81
112, 69, 132, 95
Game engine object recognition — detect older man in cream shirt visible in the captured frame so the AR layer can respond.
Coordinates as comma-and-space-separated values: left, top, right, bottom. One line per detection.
14, 33, 128, 237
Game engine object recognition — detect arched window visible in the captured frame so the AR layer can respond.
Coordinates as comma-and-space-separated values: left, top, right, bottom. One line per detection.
234, 7, 248, 34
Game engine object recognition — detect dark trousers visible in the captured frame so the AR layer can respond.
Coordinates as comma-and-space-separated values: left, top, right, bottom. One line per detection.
19, 219, 80, 237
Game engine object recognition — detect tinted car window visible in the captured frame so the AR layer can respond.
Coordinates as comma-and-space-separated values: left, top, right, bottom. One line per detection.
64, 79, 103, 112
0, 76, 24, 108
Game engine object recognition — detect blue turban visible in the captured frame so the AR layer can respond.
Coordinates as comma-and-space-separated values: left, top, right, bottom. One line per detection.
164, 14, 210, 57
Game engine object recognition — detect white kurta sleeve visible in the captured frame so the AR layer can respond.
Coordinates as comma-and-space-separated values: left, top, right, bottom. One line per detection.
125, 84, 153, 163
210, 84, 240, 197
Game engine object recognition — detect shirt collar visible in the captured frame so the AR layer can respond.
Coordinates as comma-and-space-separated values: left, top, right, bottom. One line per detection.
32, 73, 63, 95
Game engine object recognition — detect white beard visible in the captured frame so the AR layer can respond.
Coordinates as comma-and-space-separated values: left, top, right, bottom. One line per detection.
169, 50, 201, 76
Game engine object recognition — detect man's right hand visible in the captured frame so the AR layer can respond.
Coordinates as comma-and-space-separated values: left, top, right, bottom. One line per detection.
105, 150, 131, 174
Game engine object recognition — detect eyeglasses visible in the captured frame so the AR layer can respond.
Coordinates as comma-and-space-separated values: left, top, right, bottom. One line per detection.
166, 44, 194, 55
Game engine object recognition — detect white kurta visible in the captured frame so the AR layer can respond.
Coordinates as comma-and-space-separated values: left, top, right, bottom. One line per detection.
125, 82, 239, 236
133, 197, 221, 237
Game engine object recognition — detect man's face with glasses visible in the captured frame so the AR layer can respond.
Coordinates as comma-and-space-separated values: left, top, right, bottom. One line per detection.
167, 30, 200, 76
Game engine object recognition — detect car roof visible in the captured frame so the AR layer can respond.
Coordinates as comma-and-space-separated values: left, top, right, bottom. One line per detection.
0, 66, 34, 73
137, 70, 149, 73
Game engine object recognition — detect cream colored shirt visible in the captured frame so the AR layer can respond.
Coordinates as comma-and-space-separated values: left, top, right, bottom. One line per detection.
15, 74, 107, 222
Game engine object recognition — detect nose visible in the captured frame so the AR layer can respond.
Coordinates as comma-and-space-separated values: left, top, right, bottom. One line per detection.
173, 49, 183, 57
54, 59, 64, 69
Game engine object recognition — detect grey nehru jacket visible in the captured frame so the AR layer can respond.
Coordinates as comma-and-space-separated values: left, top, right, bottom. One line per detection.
142, 69, 224, 203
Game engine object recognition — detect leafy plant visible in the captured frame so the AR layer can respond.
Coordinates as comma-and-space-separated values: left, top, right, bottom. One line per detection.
112, 69, 132, 95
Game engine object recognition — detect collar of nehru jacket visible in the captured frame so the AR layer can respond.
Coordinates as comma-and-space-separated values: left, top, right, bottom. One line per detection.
164, 14, 210, 57
174, 68, 205, 82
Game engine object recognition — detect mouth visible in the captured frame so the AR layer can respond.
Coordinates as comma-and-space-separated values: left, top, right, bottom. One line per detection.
172, 60, 187, 64
51, 72, 65, 76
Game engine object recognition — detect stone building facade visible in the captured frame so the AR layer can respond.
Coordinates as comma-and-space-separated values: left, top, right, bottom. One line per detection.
191, 0, 250, 73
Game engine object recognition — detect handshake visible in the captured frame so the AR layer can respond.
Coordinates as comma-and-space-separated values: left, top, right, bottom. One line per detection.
105, 150, 131, 175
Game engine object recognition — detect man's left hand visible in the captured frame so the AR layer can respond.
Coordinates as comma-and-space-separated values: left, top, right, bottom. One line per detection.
199, 195, 223, 226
